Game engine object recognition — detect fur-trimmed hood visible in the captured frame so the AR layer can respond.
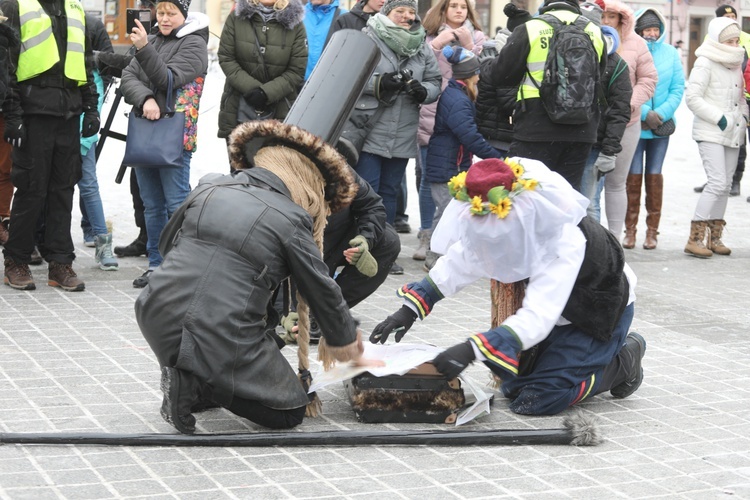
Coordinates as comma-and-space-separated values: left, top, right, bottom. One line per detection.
234, 0, 305, 30
228, 120, 357, 213
603, 0, 636, 43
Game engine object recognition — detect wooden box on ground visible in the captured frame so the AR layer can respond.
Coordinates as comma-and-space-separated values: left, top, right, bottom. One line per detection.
343, 363, 465, 424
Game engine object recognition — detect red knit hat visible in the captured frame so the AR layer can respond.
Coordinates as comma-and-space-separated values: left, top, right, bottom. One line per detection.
465, 159, 516, 201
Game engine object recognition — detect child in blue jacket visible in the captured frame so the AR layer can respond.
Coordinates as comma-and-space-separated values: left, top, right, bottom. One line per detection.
423, 46, 503, 269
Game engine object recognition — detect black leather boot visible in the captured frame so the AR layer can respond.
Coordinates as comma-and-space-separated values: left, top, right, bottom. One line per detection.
115, 230, 147, 257
597, 332, 646, 399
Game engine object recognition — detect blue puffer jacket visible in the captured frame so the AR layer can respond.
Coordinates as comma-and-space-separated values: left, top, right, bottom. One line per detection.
636, 8, 685, 139
425, 79, 502, 183
303, 0, 346, 79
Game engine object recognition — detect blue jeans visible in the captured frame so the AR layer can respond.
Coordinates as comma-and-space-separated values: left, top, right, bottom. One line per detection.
355, 152, 408, 225
135, 150, 192, 269
79, 142, 108, 238
417, 145, 436, 231
580, 147, 601, 220
629, 137, 670, 175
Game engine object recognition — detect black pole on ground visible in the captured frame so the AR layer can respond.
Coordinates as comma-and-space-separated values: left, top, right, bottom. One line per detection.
0, 428, 579, 447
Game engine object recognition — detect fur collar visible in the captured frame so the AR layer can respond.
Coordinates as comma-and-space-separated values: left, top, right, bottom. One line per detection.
234, 0, 305, 30
228, 120, 357, 213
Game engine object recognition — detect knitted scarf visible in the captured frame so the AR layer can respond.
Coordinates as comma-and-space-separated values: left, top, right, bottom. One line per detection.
368, 13, 425, 57
695, 37, 745, 69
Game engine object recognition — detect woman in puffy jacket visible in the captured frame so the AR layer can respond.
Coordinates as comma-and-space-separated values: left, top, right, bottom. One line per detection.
413, 0, 485, 261
624, 8, 684, 251
599, 0, 657, 242
684, 17, 747, 258
217, 0, 307, 141
121, 2, 209, 288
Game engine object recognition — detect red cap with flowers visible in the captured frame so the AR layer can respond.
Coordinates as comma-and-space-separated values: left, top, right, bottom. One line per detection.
448, 158, 540, 219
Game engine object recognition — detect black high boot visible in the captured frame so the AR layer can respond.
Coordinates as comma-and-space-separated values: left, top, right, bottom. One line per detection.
160, 366, 203, 434
597, 332, 647, 399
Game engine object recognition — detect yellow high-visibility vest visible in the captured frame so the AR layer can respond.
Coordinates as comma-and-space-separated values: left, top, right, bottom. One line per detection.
16, 0, 87, 85
518, 10, 604, 101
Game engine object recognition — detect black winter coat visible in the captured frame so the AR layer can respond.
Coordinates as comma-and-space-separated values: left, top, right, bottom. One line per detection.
0, 22, 19, 109
135, 168, 358, 410
330, 1, 371, 34
476, 58, 516, 150
0, 0, 98, 121
324, 168, 386, 264
485, 4, 607, 144
596, 52, 632, 157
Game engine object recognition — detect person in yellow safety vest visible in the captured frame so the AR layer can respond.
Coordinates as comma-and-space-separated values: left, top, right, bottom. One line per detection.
1, 0, 99, 292
694, 4, 748, 197
484, 0, 607, 193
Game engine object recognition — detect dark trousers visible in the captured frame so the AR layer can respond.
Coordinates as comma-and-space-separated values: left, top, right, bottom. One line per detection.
509, 140, 593, 193
324, 225, 401, 308
129, 168, 146, 233
500, 303, 634, 416
3, 115, 81, 264
227, 397, 305, 429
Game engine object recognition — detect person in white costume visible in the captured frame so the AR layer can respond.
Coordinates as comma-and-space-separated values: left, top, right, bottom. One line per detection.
371, 157, 646, 415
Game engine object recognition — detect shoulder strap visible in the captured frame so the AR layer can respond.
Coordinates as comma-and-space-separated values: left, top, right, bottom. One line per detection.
540, 13, 562, 30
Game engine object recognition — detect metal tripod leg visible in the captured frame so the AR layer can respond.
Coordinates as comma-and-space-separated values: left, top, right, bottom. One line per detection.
95, 83, 129, 183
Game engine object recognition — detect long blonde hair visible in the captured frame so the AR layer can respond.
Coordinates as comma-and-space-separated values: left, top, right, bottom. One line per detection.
460, 75, 479, 101
253, 146, 329, 247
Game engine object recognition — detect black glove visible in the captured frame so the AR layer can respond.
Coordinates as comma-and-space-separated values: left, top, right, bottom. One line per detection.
405, 79, 428, 103
432, 341, 476, 379
379, 71, 406, 93
4, 119, 26, 149
81, 110, 100, 138
244, 88, 268, 109
369, 305, 417, 344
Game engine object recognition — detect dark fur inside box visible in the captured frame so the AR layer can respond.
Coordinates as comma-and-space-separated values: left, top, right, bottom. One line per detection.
343, 363, 466, 424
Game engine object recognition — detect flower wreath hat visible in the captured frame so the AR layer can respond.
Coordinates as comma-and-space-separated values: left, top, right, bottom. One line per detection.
432, 157, 589, 283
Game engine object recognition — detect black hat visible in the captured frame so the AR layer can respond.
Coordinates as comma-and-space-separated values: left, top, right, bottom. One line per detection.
163, 0, 190, 18
635, 11, 661, 35
504, 3, 532, 32
716, 4, 738, 18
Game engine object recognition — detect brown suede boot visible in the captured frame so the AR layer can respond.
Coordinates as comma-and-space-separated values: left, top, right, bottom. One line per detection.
684, 221, 712, 258
707, 219, 731, 255
48, 261, 85, 291
622, 174, 642, 249
643, 174, 663, 250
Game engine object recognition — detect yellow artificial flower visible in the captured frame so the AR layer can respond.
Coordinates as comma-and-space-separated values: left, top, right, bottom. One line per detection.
506, 160, 524, 178
449, 171, 468, 193
470, 195, 484, 214
493, 197, 512, 219
522, 178, 539, 191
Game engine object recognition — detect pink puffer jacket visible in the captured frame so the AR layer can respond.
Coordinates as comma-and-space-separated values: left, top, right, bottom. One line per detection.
604, 0, 658, 126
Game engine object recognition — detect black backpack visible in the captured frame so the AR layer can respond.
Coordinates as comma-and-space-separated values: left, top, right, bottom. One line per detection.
528, 14, 600, 125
